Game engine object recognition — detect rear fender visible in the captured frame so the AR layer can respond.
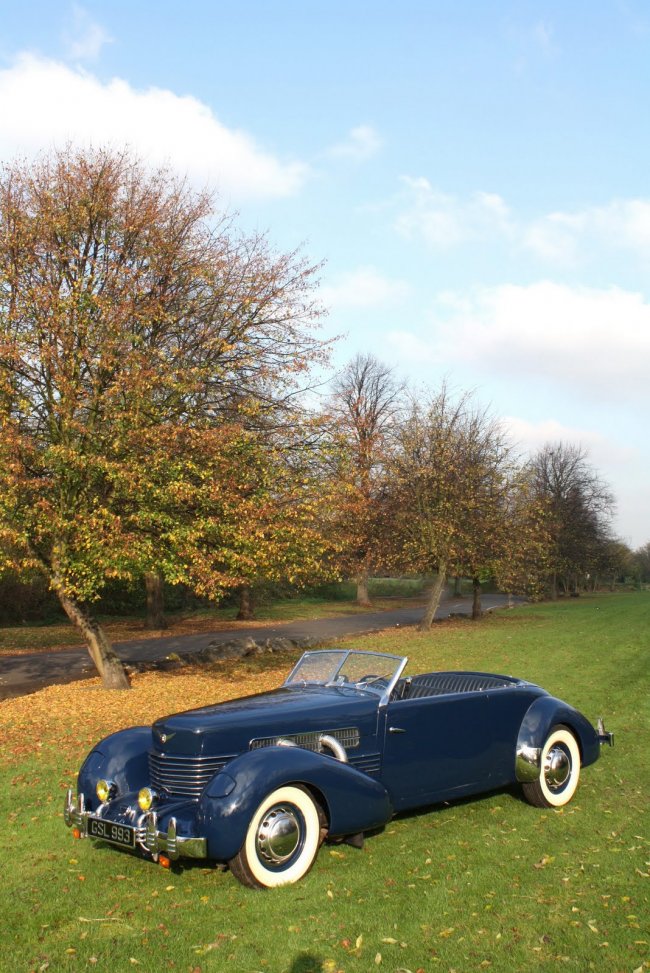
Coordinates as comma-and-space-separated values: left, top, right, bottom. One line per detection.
198, 746, 392, 862
515, 696, 599, 783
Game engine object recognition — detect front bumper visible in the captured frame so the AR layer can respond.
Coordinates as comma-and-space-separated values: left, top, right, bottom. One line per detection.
64, 789, 207, 862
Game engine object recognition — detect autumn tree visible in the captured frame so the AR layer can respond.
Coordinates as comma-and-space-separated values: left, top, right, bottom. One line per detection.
529, 443, 615, 598
490, 468, 551, 602
631, 541, 650, 584
326, 354, 403, 606
591, 538, 633, 591
386, 386, 511, 630
230, 418, 340, 621
0, 146, 328, 688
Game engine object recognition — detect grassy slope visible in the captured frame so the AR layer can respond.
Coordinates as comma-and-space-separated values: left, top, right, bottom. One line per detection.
0, 593, 647, 973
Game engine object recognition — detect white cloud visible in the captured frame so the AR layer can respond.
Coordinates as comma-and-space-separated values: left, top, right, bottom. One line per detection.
0, 54, 307, 200
502, 416, 636, 465
525, 198, 650, 263
389, 281, 650, 404
328, 125, 383, 162
447, 281, 650, 400
395, 177, 514, 248
64, 5, 113, 61
523, 212, 584, 263
394, 178, 650, 265
320, 266, 410, 309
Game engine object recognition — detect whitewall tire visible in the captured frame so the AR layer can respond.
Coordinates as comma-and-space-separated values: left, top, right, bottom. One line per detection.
522, 726, 581, 808
228, 785, 325, 889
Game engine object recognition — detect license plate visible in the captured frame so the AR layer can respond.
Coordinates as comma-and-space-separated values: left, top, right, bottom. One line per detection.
88, 817, 136, 849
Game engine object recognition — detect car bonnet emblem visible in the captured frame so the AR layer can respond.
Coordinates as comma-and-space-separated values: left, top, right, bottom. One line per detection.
159, 731, 175, 743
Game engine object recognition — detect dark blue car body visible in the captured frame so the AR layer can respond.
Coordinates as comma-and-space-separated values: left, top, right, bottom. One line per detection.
64, 649, 609, 888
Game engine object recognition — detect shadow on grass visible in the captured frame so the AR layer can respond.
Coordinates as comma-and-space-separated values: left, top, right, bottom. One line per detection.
290, 954, 325, 973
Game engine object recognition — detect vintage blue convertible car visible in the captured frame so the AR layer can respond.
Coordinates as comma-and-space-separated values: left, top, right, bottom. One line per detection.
64, 649, 612, 888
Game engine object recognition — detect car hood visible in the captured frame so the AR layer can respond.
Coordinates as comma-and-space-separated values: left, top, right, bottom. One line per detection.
151, 686, 380, 758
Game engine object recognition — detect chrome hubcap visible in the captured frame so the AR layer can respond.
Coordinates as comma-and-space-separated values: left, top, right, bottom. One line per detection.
544, 746, 571, 788
256, 805, 301, 864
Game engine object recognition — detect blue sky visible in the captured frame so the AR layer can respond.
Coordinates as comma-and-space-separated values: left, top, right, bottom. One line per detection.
2, 1, 649, 546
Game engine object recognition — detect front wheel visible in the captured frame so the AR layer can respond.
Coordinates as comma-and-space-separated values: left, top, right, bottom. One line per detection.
228, 785, 325, 889
522, 726, 581, 808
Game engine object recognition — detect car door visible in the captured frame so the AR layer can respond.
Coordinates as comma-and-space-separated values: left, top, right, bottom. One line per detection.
380, 693, 493, 812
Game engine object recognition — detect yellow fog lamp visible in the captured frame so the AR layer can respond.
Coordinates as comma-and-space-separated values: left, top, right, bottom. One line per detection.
138, 787, 158, 812
96, 779, 117, 803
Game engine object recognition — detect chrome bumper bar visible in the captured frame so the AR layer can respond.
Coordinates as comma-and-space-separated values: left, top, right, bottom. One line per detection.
597, 717, 614, 747
64, 789, 207, 861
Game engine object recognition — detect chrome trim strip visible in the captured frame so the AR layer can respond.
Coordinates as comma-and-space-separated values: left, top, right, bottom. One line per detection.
380, 656, 409, 708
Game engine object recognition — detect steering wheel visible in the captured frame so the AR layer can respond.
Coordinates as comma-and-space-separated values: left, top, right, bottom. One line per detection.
357, 674, 388, 689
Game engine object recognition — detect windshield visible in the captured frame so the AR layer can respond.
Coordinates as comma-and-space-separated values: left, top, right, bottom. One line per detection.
283, 650, 407, 698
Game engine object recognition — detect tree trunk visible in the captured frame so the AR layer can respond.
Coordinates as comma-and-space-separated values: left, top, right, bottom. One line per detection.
236, 584, 255, 621
419, 563, 447, 631
56, 588, 130, 690
356, 569, 371, 608
145, 571, 167, 630
549, 571, 558, 600
471, 577, 482, 619
453, 576, 463, 596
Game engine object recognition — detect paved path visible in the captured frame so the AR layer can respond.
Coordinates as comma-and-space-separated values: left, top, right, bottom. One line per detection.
0, 594, 518, 700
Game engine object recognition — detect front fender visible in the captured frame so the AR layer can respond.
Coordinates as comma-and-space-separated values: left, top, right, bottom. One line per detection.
198, 746, 393, 862
77, 726, 152, 810
515, 696, 600, 782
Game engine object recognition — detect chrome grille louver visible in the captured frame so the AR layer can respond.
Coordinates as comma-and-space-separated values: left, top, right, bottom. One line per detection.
148, 752, 235, 799
250, 727, 360, 752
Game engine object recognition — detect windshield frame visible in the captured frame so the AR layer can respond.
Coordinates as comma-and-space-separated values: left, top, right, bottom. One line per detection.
283, 649, 408, 706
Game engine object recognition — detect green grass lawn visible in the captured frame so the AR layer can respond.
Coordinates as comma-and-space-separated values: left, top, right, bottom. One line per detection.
1, 593, 648, 973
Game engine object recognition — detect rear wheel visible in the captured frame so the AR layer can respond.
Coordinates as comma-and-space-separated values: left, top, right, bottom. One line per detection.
228, 785, 325, 889
522, 726, 581, 808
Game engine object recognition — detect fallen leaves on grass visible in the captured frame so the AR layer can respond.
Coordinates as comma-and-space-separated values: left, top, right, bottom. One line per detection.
0, 661, 288, 766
